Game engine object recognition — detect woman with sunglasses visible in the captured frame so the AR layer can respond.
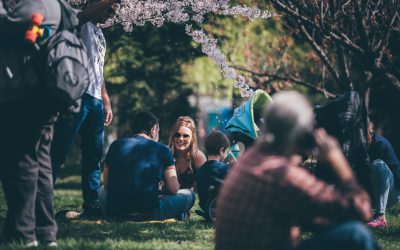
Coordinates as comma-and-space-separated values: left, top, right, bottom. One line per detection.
168, 117, 207, 190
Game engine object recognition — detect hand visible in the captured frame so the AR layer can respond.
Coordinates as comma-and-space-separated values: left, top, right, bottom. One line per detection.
104, 104, 113, 126
314, 128, 354, 181
314, 128, 341, 163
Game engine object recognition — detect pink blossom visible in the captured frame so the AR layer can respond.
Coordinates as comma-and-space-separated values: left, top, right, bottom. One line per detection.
99, 0, 273, 97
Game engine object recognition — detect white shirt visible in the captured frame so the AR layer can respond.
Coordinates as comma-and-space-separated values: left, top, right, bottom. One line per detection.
80, 22, 106, 100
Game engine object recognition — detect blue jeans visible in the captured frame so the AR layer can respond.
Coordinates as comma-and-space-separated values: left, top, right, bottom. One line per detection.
98, 187, 195, 220
297, 221, 380, 250
369, 159, 400, 214
156, 189, 195, 220
51, 94, 104, 208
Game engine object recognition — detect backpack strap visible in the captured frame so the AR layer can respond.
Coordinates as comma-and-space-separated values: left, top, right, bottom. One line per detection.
57, 0, 79, 31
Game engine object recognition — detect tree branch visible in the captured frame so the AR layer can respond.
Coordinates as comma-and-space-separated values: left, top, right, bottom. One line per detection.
271, 0, 365, 55
233, 65, 337, 98
299, 24, 345, 90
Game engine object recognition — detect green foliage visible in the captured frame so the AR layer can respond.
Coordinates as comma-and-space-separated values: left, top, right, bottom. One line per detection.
103, 24, 198, 141
182, 11, 327, 103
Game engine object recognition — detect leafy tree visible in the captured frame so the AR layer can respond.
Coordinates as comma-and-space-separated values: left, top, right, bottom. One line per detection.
235, 0, 400, 153
103, 23, 198, 142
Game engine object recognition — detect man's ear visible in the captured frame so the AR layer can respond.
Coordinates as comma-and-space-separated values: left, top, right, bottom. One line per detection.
150, 124, 159, 141
219, 147, 226, 155
150, 126, 156, 138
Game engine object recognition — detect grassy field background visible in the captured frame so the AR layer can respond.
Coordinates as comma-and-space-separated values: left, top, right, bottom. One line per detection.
0, 164, 400, 249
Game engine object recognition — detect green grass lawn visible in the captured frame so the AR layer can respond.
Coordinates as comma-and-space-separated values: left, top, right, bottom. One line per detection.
1, 165, 400, 249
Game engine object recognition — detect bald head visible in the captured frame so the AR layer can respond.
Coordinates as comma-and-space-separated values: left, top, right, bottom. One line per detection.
263, 91, 314, 155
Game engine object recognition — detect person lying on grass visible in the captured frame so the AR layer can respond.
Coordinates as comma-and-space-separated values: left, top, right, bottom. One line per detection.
99, 111, 195, 221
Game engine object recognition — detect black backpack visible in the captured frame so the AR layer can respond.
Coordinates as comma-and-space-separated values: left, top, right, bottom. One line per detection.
43, 0, 89, 112
0, 0, 89, 112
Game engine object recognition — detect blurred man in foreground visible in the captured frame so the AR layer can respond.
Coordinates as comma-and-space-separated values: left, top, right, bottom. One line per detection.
216, 91, 379, 250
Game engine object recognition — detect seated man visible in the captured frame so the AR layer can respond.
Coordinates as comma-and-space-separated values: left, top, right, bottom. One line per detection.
196, 130, 231, 220
367, 130, 400, 227
216, 91, 379, 250
99, 111, 194, 220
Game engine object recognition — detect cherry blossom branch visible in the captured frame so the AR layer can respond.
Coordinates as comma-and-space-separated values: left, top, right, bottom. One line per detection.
97, 0, 275, 97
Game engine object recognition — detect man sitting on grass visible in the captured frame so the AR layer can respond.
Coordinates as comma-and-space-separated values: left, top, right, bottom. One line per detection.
216, 91, 379, 250
99, 111, 195, 220
196, 130, 231, 220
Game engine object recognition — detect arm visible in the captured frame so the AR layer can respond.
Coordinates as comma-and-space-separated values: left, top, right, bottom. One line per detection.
194, 150, 207, 169
77, 0, 118, 24
103, 164, 109, 191
287, 129, 371, 226
315, 128, 354, 182
102, 80, 113, 126
164, 165, 179, 195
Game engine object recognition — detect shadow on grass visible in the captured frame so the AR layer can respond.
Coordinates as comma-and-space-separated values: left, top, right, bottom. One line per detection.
55, 181, 82, 191
56, 220, 213, 242
54, 163, 83, 190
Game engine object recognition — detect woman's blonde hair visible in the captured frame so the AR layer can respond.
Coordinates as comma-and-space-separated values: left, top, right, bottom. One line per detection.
168, 118, 199, 173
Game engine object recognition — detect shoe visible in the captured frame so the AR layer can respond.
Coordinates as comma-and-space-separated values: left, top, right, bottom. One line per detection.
65, 211, 82, 219
367, 214, 387, 228
24, 240, 39, 248
45, 241, 58, 247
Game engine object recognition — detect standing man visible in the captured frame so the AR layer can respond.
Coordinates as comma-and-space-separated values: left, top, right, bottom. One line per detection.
99, 111, 195, 220
51, 1, 114, 218
0, 0, 61, 246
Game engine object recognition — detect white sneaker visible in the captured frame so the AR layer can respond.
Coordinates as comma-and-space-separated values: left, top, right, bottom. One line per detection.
24, 240, 39, 248
46, 241, 58, 247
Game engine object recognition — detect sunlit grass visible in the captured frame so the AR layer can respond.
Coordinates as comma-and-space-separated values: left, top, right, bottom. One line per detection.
0, 166, 399, 249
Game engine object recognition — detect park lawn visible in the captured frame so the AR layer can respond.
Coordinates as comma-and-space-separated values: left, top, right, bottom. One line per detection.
0, 166, 399, 249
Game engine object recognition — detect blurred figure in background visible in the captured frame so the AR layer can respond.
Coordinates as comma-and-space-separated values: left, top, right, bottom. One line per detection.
367, 129, 400, 228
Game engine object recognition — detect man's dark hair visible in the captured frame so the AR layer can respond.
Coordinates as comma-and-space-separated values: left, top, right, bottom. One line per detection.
205, 130, 230, 156
131, 111, 159, 135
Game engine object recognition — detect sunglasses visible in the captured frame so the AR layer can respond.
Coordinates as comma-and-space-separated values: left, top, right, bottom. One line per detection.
174, 133, 191, 140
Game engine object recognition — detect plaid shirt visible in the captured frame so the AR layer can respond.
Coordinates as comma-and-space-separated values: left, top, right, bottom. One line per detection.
216, 145, 372, 250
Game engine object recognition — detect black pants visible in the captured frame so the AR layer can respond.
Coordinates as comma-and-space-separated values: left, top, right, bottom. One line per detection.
0, 97, 58, 243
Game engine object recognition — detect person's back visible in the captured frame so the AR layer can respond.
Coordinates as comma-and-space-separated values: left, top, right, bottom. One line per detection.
217, 149, 306, 249
216, 91, 379, 250
369, 132, 400, 177
106, 136, 174, 215
101, 111, 195, 221
197, 160, 229, 212
197, 130, 231, 213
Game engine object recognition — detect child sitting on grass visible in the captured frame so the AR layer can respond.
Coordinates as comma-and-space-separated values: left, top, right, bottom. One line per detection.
196, 130, 231, 220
